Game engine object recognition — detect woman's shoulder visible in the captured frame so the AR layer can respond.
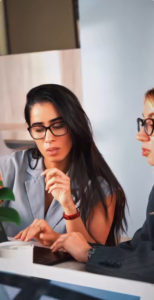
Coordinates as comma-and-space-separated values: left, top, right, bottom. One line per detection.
97, 176, 110, 187
0, 149, 30, 186
86, 176, 111, 198
0, 149, 29, 168
97, 176, 112, 197
147, 185, 154, 214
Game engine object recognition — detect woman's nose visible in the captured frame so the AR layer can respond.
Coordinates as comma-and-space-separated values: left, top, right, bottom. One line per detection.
136, 126, 150, 142
45, 128, 55, 141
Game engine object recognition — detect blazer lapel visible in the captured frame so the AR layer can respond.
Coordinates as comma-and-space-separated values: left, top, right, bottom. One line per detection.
45, 199, 63, 229
25, 156, 45, 220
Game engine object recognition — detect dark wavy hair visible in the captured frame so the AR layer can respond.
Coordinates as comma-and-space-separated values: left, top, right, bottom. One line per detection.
25, 84, 127, 245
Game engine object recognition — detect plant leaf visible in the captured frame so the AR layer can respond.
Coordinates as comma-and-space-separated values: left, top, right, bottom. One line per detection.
0, 180, 3, 186
0, 207, 20, 224
0, 188, 15, 201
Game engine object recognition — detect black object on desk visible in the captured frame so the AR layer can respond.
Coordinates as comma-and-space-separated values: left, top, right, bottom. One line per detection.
33, 246, 73, 265
0, 222, 8, 243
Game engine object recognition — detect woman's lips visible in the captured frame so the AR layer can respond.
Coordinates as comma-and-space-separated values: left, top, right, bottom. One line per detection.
142, 148, 150, 156
45, 147, 60, 155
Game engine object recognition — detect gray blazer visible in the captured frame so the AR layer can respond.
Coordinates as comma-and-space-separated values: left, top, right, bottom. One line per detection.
0, 150, 66, 237
0, 149, 111, 238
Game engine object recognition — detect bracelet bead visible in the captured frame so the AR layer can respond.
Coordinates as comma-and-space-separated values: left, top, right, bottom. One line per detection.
63, 209, 80, 220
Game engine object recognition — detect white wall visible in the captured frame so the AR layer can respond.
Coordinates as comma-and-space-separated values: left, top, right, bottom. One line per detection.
79, 0, 154, 237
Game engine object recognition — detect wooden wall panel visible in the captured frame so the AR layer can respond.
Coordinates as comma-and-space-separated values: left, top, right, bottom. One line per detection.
0, 49, 82, 141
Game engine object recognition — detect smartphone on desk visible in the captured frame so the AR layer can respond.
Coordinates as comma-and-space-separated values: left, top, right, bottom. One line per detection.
33, 246, 73, 266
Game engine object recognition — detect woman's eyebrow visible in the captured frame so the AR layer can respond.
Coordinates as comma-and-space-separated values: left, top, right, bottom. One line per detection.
148, 112, 154, 118
31, 117, 62, 127
50, 117, 63, 123
142, 112, 154, 118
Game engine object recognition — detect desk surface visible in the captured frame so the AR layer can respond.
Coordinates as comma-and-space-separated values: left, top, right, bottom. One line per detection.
0, 255, 154, 300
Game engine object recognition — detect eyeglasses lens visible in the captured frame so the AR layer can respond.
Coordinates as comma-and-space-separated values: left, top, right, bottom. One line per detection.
29, 122, 67, 139
145, 119, 153, 136
137, 118, 154, 136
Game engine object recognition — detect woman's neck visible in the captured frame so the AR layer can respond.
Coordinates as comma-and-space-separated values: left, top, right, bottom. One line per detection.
44, 156, 71, 173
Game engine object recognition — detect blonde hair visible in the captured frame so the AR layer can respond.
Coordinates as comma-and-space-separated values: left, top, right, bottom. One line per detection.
145, 88, 154, 105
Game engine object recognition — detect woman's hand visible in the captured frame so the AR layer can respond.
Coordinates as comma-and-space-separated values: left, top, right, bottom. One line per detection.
14, 219, 60, 246
42, 168, 76, 214
51, 232, 92, 263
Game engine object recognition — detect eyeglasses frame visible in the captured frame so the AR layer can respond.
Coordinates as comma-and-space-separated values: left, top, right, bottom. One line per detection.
137, 117, 154, 136
28, 123, 68, 140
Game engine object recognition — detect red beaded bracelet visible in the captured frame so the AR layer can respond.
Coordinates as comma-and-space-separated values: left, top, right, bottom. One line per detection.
63, 209, 80, 220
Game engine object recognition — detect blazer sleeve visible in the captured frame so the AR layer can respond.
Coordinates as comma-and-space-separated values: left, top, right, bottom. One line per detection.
86, 243, 126, 274
146, 185, 154, 215
0, 153, 15, 188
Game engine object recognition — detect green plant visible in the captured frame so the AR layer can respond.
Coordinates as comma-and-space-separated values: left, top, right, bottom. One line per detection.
0, 180, 20, 224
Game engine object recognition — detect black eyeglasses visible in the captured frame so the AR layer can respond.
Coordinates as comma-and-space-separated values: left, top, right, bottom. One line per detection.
28, 121, 68, 140
137, 118, 154, 136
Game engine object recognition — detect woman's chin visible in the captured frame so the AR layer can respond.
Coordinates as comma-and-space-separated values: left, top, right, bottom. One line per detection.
147, 155, 154, 166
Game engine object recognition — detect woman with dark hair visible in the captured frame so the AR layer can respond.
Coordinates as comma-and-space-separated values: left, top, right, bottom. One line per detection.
0, 84, 127, 245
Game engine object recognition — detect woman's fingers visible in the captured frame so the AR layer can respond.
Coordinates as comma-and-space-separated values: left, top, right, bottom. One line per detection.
24, 225, 40, 241
45, 177, 69, 191
34, 235, 52, 246
51, 232, 91, 262
14, 219, 52, 242
16, 225, 40, 242
15, 227, 30, 241
51, 240, 63, 252
48, 183, 69, 194
39, 231, 60, 242
51, 234, 68, 251
42, 168, 72, 206
39, 232, 56, 241
14, 219, 60, 246
14, 230, 24, 239
24, 220, 50, 241
42, 168, 68, 182
22, 223, 60, 245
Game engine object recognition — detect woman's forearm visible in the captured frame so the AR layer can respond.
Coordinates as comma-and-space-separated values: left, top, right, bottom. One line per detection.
63, 194, 116, 245
62, 199, 95, 242
65, 216, 95, 243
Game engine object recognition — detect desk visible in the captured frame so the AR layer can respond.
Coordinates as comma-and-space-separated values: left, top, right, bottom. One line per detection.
0, 255, 154, 300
